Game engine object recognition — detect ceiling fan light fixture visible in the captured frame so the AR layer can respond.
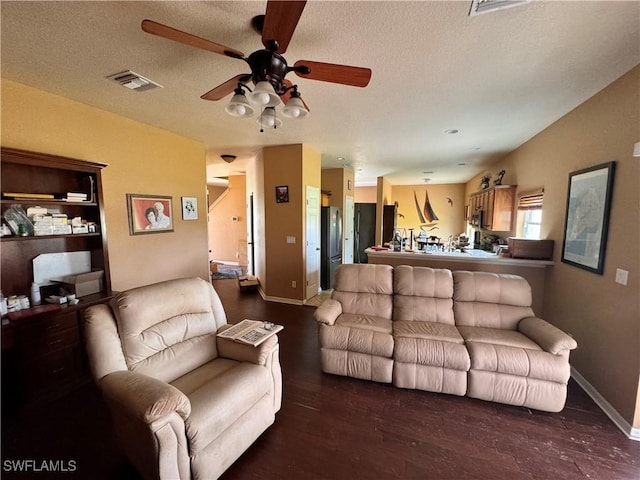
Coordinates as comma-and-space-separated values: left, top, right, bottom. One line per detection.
257, 107, 282, 130
248, 81, 281, 107
282, 96, 309, 119
225, 91, 255, 117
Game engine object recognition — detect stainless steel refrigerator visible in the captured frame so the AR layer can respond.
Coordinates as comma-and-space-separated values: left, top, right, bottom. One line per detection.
354, 203, 376, 263
321, 206, 342, 290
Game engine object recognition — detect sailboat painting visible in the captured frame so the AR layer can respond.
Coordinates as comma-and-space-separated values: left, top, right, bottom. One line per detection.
414, 189, 439, 230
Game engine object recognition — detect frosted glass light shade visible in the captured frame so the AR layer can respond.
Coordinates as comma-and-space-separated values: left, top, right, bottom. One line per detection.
248, 81, 281, 107
225, 93, 255, 117
282, 96, 309, 119
257, 107, 282, 129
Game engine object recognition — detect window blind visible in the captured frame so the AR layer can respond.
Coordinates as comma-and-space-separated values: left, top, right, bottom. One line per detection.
517, 190, 543, 210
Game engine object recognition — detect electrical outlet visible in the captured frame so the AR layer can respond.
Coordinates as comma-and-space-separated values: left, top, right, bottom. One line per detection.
292, 281, 296, 288
615, 268, 628, 286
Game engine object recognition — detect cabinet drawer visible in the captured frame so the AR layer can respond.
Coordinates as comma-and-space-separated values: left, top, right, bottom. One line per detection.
16, 311, 79, 353
21, 346, 83, 396
17, 310, 78, 336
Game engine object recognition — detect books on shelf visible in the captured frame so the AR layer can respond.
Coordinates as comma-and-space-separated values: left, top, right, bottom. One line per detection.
216, 319, 283, 347
3, 192, 55, 200
64, 192, 88, 202
2, 191, 90, 202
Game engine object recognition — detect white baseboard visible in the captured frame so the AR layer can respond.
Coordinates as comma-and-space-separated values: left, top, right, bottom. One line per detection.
257, 287, 304, 305
571, 367, 640, 441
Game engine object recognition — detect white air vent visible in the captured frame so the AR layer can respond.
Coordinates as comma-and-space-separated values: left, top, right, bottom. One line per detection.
107, 70, 163, 92
469, 0, 530, 16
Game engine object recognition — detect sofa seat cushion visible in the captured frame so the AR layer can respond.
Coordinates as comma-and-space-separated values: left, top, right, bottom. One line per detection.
466, 342, 570, 383
172, 359, 271, 455
457, 326, 542, 351
335, 313, 393, 334
319, 316, 394, 358
393, 321, 469, 371
394, 320, 463, 344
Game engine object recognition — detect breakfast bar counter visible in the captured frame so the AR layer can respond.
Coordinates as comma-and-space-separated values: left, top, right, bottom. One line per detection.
365, 248, 554, 315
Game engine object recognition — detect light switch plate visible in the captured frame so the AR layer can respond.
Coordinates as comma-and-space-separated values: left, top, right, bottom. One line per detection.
287, 236, 296, 244
615, 268, 628, 286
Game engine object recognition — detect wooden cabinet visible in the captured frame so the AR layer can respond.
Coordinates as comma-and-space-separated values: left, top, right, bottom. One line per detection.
468, 185, 516, 232
1, 147, 112, 406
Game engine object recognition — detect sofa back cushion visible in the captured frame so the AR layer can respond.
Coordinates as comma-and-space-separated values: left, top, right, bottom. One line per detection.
453, 271, 534, 330
113, 277, 228, 383
331, 264, 393, 319
393, 266, 454, 324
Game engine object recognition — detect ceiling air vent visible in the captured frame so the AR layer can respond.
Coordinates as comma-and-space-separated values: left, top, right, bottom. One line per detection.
469, 0, 530, 16
107, 70, 163, 92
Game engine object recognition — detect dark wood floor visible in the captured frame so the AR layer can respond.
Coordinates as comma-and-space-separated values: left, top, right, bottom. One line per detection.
3, 278, 639, 479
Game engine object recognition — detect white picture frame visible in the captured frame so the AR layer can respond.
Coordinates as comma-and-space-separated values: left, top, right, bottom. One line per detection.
181, 196, 198, 220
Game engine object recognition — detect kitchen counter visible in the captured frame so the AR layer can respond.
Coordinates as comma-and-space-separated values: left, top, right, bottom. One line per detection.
365, 248, 554, 268
365, 248, 553, 315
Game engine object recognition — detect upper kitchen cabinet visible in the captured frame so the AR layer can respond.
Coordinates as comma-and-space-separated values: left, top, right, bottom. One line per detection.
468, 185, 516, 232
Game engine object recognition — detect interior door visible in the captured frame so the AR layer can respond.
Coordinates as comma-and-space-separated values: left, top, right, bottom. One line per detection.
344, 196, 354, 264
246, 193, 254, 275
305, 186, 321, 299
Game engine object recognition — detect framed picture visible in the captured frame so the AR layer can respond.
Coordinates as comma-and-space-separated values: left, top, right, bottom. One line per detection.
127, 194, 173, 235
275, 185, 289, 203
561, 162, 615, 274
181, 196, 198, 220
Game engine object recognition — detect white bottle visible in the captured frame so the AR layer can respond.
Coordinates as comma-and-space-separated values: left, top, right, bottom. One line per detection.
31, 282, 41, 306
0, 291, 7, 316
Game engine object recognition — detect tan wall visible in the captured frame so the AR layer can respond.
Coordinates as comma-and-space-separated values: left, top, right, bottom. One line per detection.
392, 184, 467, 241
375, 176, 393, 245
354, 186, 377, 203
263, 145, 304, 301
465, 66, 640, 427
1, 80, 209, 291
321, 168, 344, 207
207, 185, 227, 206
208, 175, 247, 265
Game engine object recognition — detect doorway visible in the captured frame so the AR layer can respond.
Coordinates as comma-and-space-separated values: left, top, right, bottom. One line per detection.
305, 186, 320, 300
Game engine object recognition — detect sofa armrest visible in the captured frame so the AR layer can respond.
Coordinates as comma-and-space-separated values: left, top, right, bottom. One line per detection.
518, 317, 577, 355
216, 324, 279, 366
313, 299, 342, 326
100, 370, 191, 423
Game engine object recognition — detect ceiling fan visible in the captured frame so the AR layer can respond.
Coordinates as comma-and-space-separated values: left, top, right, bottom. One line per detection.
141, 0, 372, 129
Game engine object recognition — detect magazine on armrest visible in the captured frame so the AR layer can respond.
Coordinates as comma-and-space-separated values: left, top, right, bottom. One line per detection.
217, 319, 283, 347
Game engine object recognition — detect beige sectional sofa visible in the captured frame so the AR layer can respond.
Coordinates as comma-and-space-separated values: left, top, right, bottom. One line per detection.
314, 264, 577, 412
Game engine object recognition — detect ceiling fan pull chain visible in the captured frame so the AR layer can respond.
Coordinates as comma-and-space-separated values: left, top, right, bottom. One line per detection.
259, 108, 264, 133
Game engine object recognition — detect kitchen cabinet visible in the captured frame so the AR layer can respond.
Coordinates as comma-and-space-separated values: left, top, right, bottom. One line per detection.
1, 147, 113, 406
468, 185, 516, 232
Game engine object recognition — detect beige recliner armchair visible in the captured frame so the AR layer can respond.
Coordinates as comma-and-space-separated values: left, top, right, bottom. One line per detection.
84, 277, 282, 480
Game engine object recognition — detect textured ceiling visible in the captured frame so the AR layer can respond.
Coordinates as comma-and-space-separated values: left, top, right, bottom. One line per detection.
2, 1, 639, 186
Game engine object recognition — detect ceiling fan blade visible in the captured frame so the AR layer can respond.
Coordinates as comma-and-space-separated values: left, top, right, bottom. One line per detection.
201, 74, 252, 101
142, 19, 245, 59
262, 1, 306, 54
293, 60, 372, 87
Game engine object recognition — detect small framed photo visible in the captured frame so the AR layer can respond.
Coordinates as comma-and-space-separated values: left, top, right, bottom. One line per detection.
561, 161, 616, 274
276, 185, 289, 203
181, 196, 198, 220
127, 194, 173, 235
